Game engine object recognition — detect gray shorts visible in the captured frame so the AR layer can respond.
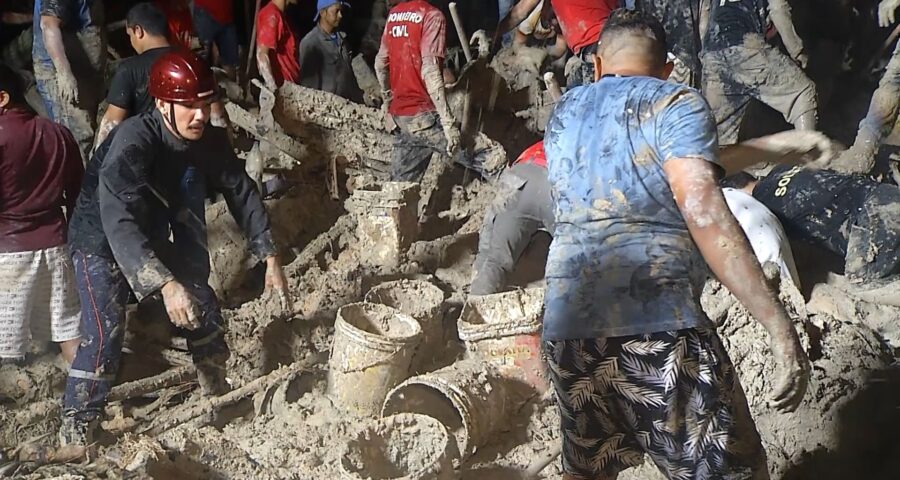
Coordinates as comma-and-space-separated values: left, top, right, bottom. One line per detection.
702, 36, 817, 145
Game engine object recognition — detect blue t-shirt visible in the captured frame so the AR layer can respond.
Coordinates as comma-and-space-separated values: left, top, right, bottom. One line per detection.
543, 76, 721, 340
32, 0, 98, 67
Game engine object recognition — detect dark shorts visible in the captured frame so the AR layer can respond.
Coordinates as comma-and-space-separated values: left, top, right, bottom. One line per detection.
846, 185, 900, 283
544, 328, 766, 480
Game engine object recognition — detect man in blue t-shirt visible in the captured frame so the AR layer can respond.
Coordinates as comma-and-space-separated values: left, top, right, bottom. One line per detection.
543, 10, 809, 479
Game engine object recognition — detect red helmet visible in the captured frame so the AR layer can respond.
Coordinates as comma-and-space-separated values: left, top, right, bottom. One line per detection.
149, 49, 218, 103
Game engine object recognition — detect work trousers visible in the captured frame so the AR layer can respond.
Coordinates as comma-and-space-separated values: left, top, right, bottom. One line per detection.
63, 251, 229, 421
470, 163, 555, 295
702, 35, 817, 145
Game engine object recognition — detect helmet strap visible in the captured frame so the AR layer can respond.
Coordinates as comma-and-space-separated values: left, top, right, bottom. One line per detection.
167, 103, 185, 141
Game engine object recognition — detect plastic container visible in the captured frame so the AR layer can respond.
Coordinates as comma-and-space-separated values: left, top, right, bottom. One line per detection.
458, 288, 548, 393
366, 279, 445, 373
339, 413, 458, 480
381, 360, 509, 459
328, 302, 422, 416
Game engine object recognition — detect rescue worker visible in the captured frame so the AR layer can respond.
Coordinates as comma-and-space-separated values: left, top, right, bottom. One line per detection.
298, 0, 364, 103
33, 0, 106, 162
374, 0, 460, 182
0, 65, 82, 366
256, 0, 300, 90
470, 141, 554, 296
701, 0, 817, 145
496, 0, 618, 86
60, 50, 291, 445
834, 0, 900, 174
736, 166, 900, 306
543, 10, 808, 478
192, 0, 238, 79
94, 2, 173, 150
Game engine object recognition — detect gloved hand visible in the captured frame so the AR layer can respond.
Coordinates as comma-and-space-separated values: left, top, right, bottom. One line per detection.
879, 0, 900, 27
161, 281, 201, 330
443, 123, 460, 156
56, 69, 78, 105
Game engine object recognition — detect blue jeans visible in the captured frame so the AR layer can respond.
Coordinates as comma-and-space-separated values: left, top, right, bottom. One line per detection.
63, 251, 229, 421
192, 6, 239, 67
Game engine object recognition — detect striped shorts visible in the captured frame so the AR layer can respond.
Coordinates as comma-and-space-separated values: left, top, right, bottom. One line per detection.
0, 246, 81, 359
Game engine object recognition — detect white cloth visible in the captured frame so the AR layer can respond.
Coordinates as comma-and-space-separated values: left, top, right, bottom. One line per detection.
723, 188, 801, 287
0, 245, 81, 358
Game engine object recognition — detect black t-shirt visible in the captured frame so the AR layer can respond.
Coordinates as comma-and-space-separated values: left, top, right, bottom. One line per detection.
752, 165, 878, 257
106, 46, 172, 114
704, 0, 768, 51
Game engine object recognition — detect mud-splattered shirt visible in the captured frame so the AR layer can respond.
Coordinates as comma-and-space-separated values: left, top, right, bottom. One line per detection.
543, 76, 720, 340
32, 0, 102, 68
703, 0, 768, 51
67, 111, 276, 300
257, 1, 300, 86
751, 165, 877, 257
377, 0, 446, 117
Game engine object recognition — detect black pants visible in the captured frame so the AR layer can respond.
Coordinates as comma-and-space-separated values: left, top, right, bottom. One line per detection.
845, 185, 900, 283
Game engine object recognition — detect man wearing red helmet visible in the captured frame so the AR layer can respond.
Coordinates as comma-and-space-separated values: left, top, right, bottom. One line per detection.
60, 50, 291, 445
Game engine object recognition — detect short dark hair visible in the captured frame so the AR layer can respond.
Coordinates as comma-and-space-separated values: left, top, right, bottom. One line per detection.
598, 9, 668, 67
720, 172, 758, 189
126, 2, 169, 37
0, 65, 26, 105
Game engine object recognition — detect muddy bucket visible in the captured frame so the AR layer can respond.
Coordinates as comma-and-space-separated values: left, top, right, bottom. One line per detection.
328, 303, 422, 416
458, 288, 548, 393
382, 360, 509, 460
366, 280, 445, 373
339, 413, 458, 480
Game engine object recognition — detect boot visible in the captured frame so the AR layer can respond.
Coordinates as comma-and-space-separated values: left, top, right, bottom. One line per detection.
58, 411, 97, 447
195, 362, 230, 396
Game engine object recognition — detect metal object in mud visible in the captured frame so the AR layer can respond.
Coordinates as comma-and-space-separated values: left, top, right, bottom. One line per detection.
366, 279, 445, 373
458, 288, 548, 393
339, 413, 458, 480
328, 303, 422, 416
382, 359, 509, 459
345, 182, 420, 268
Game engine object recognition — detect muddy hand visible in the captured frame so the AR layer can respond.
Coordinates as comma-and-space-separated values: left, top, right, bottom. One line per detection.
57, 70, 79, 104
444, 124, 461, 156
161, 281, 202, 330
879, 0, 900, 27
264, 257, 292, 313
768, 333, 810, 412
382, 102, 397, 132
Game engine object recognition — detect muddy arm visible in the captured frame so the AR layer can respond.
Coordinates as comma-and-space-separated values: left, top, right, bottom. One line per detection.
94, 105, 128, 153
665, 157, 809, 412
40, 14, 78, 101
495, 0, 542, 40
768, 0, 807, 66
256, 45, 277, 91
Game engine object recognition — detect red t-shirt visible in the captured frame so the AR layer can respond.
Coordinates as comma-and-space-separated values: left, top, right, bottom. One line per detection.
194, 0, 233, 24
513, 140, 547, 168
380, 0, 446, 117
0, 109, 84, 253
257, 2, 300, 86
551, 0, 617, 54
156, 0, 193, 49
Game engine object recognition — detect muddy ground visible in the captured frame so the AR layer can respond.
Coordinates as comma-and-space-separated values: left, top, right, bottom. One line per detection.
3, 30, 900, 480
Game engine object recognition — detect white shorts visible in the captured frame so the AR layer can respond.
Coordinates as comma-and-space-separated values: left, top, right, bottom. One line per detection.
0, 245, 81, 359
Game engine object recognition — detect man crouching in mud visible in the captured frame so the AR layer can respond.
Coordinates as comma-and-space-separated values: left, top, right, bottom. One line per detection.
61, 50, 291, 445
542, 10, 809, 480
